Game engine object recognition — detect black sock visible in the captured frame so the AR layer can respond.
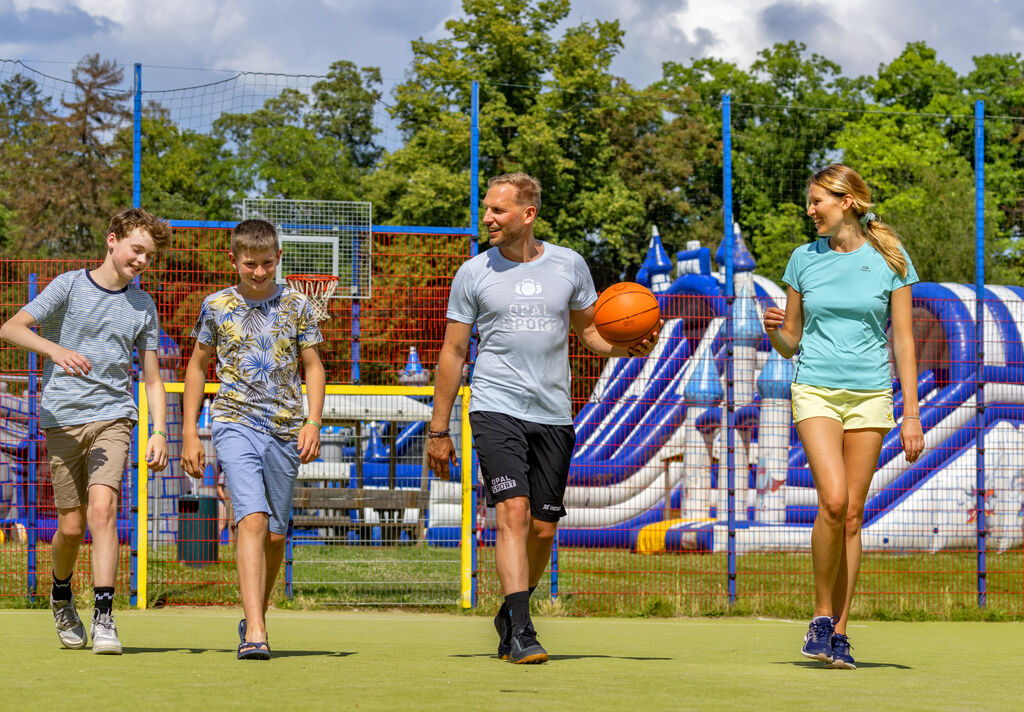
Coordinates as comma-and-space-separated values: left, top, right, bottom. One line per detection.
51, 571, 73, 602
505, 590, 531, 632
499, 586, 536, 619
94, 587, 114, 616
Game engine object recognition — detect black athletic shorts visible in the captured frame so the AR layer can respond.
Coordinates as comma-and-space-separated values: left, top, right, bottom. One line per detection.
469, 411, 576, 523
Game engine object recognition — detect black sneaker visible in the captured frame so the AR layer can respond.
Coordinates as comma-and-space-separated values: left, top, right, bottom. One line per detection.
509, 625, 548, 664
494, 608, 512, 660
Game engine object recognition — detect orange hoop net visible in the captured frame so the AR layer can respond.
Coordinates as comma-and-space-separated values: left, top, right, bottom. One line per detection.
286, 274, 339, 321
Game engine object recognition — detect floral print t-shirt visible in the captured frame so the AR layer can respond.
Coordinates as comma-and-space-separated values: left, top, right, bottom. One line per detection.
192, 285, 322, 439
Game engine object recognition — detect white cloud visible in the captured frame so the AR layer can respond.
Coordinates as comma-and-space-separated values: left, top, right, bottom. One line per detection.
3, 0, 1024, 92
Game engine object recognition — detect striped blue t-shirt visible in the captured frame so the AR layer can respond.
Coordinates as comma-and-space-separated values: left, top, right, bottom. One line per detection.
22, 269, 160, 428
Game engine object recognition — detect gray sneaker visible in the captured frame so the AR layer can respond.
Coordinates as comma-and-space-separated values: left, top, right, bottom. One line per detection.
90, 611, 122, 655
49, 595, 87, 649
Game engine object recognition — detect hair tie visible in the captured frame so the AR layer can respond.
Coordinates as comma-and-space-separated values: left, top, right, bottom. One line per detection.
859, 212, 878, 226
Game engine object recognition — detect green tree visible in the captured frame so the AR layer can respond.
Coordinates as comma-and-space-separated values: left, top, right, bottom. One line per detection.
214, 88, 363, 202
961, 53, 1024, 282
837, 111, 999, 283
665, 42, 870, 281
0, 72, 53, 253
307, 60, 384, 169
51, 54, 132, 255
0, 55, 130, 257
113, 108, 237, 222
873, 41, 959, 112
370, 0, 718, 285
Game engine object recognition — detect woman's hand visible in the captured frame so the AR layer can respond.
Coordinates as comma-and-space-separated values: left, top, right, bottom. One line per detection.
762, 306, 785, 333
900, 417, 924, 464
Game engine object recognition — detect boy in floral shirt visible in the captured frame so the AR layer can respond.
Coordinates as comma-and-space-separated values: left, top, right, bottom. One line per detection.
181, 219, 325, 660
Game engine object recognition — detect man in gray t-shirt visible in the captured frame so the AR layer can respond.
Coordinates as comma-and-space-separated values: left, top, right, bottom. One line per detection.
427, 173, 660, 664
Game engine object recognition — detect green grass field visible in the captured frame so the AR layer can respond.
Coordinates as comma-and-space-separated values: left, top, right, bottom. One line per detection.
3, 609, 1022, 711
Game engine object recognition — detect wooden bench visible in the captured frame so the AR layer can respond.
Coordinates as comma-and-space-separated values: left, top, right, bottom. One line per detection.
291, 485, 429, 543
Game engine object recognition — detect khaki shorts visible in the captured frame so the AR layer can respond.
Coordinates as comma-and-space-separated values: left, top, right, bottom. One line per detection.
45, 418, 133, 509
791, 383, 894, 431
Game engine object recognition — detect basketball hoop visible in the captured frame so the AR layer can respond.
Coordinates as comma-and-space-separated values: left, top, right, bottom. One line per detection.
286, 274, 339, 321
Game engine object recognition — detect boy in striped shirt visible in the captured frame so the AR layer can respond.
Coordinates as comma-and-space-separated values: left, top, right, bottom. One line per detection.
0, 208, 171, 654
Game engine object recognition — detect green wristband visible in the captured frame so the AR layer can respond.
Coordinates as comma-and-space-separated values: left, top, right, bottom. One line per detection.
151, 430, 167, 438
304, 419, 321, 429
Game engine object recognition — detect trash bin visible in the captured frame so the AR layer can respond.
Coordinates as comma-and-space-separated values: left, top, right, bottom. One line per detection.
177, 495, 219, 568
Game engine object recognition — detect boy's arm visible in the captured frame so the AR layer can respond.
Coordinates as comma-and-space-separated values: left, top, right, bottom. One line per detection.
140, 350, 169, 472
0, 309, 92, 376
298, 346, 325, 464
181, 342, 214, 479
426, 320, 473, 480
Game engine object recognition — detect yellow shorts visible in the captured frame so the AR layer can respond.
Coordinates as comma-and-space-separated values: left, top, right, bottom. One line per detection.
791, 383, 894, 430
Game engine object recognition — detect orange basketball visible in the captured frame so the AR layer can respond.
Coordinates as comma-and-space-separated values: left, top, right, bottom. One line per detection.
593, 282, 660, 344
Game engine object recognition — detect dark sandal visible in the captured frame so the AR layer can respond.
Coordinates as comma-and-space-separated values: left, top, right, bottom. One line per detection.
237, 640, 271, 660
239, 618, 268, 645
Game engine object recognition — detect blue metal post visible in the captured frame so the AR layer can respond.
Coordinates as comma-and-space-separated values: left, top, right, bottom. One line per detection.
974, 100, 987, 607
550, 537, 558, 600
351, 297, 361, 383
132, 63, 142, 208
469, 80, 480, 605
470, 81, 480, 259
26, 274, 38, 603
351, 235, 361, 383
285, 520, 294, 599
722, 95, 736, 607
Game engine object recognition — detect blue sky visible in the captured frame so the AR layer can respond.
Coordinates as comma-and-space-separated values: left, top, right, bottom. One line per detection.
1, 0, 1022, 93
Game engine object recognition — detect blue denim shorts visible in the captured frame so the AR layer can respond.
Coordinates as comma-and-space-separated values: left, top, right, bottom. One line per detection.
211, 421, 301, 535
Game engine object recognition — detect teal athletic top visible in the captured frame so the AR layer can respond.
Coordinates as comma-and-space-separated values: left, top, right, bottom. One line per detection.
782, 237, 918, 390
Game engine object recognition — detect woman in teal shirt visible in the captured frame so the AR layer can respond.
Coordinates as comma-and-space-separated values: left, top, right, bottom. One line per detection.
763, 164, 925, 670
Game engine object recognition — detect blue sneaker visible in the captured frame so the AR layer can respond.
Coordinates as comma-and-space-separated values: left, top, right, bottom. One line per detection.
827, 633, 856, 669
801, 616, 834, 661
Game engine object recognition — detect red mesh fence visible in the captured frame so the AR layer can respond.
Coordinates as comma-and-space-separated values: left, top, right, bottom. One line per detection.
3, 243, 1024, 615
0, 227, 471, 607
472, 287, 1024, 617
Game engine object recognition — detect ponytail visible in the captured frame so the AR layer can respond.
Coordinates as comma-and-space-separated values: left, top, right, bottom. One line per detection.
861, 215, 909, 279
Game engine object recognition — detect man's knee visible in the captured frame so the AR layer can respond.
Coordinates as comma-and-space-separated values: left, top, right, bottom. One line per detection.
531, 518, 558, 543
495, 497, 531, 532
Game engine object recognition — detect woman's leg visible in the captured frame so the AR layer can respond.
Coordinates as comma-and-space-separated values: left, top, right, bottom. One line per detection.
832, 428, 887, 634
796, 417, 848, 617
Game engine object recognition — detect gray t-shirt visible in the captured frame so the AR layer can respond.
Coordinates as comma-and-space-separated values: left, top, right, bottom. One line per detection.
23, 269, 160, 428
447, 242, 598, 425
